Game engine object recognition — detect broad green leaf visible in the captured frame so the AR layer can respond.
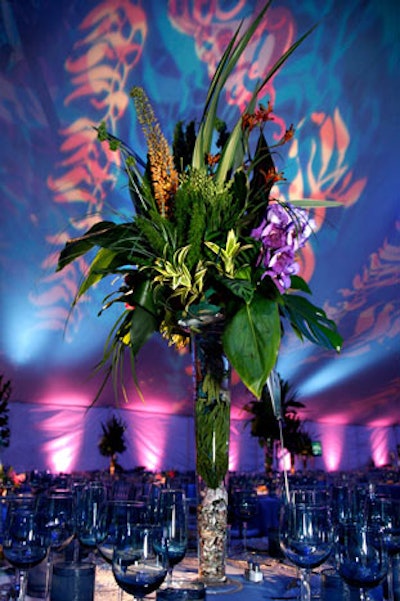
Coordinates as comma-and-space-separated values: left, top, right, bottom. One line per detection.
223, 294, 280, 398
289, 275, 312, 294
124, 279, 158, 358
281, 294, 343, 351
215, 274, 254, 303
129, 304, 157, 356
57, 221, 116, 270
76, 247, 117, 300
130, 278, 158, 317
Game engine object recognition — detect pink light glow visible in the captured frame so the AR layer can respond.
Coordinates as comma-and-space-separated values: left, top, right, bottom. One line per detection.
45, 433, 77, 473
35, 407, 86, 473
319, 424, 347, 471
370, 427, 389, 467
277, 448, 291, 472
39, 393, 94, 409
129, 413, 168, 471
229, 437, 239, 472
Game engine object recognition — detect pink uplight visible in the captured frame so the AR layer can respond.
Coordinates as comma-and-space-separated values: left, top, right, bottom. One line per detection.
129, 413, 167, 471
319, 425, 346, 471
35, 408, 86, 472
370, 428, 389, 467
229, 438, 239, 472
45, 433, 77, 473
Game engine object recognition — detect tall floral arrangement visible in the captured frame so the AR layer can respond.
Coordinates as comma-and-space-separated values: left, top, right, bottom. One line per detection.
57, 2, 342, 404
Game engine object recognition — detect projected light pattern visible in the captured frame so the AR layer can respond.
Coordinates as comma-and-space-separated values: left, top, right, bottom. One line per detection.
0, 0, 399, 475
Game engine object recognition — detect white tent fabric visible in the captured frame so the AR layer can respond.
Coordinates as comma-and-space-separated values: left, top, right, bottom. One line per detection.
4, 403, 400, 475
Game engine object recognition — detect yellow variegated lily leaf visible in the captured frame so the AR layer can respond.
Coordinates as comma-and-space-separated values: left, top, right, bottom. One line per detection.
205, 230, 252, 277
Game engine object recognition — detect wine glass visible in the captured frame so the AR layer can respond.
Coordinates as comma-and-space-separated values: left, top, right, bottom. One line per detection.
335, 521, 388, 601
279, 500, 333, 601
233, 488, 258, 555
365, 496, 400, 601
2, 495, 48, 601
112, 523, 168, 600
98, 500, 149, 564
75, 481, 108, 556
98, 500, 149, 601
155, 489, 187, 587
38, 489, 75, 599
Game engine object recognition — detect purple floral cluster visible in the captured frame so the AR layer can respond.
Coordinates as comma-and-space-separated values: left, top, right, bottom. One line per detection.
251, 202, 314, 293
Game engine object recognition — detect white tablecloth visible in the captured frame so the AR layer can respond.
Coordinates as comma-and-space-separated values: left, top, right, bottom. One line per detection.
93, 555, 384, 601
16, 553, 383, 600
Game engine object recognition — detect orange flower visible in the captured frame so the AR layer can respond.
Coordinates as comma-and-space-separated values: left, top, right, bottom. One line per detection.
279, 123, 295, 145
261, 167, 286, 185
242, 101, 274, 132
131, 87, 178, 217
254, 100, 274, 124
206, 152, 221, 167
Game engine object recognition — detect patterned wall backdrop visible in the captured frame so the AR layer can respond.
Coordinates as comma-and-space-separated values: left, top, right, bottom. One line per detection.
0, 0, 399, 435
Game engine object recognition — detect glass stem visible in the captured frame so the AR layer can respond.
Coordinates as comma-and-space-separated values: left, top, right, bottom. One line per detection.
386, 556, 394, 601
165, 566, 173, 587
73, 537, 80, 563
243, 522, 248, 553
359, 588, 369, 601
45, 549, 53, 600
17, 569, 27, 601
299, 568, 311, 601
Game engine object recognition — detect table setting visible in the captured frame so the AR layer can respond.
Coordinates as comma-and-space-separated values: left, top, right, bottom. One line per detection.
0, 471, 397, 601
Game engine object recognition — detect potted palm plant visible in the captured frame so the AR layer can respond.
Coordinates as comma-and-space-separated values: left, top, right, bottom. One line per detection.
98, 415, 127, 475
0, 376, 11, 454
243, 374, 311, 474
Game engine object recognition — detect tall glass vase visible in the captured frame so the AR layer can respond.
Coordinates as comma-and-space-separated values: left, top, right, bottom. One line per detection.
191, 326, 230, 584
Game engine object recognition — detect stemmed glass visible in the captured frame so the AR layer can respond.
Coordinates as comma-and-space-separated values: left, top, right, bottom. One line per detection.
38, 489, 75, 599
365, 496, 400, 601
112, 523, 168, 600
155, 489, 187, 587
335, 521, 388, 601
75, 481, 108, 558
279, 499, 333, 601
98, 500, 148, 564
98, 500, 148, 601
233, 488, 258, 555
2, 495, 48, 601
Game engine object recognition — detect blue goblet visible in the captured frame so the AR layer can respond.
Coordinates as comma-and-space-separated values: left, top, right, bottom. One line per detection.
112, 523, 167, 600
2, 495, 48, 601
335, 521, 388, 601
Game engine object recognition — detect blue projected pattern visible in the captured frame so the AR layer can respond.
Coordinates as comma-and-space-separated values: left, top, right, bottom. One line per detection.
0, 0, 399, 426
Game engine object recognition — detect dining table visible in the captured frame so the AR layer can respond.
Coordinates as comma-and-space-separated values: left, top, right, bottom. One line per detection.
40, 552, 383, 601
0, 553, 384, 600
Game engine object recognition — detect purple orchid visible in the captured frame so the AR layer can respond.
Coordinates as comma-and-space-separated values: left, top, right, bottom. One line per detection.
251, 202, 313, 292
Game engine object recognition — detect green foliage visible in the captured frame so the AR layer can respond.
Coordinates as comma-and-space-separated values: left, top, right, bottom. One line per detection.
56, 1, 342, 413
196, 398, 230, 488
173, 120, 196, 173
0, 376, 11, 449
280, 293, 343, 351
223, 294, 281, 398
98, 415, 127, 458
243, 374, 312, 456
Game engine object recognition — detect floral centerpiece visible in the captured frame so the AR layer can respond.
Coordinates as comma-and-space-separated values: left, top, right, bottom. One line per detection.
0, 465, 25, 496
56, 2, 342, 583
